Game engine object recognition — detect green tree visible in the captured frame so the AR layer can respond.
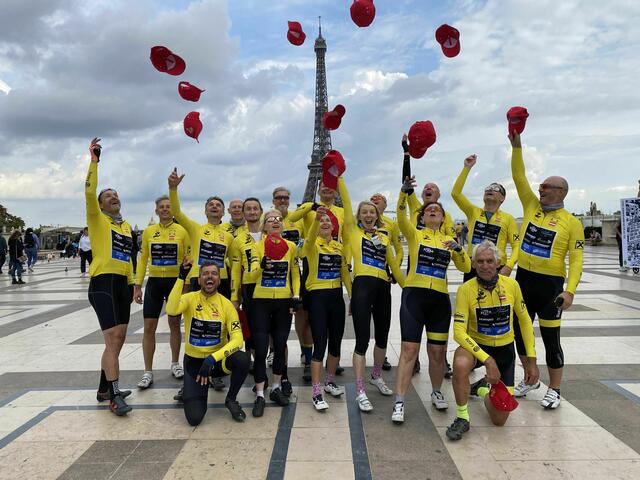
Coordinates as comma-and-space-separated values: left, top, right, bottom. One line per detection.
0, 204, 25, 230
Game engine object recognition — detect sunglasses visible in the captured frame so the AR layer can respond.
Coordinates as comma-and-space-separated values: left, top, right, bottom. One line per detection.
273, 195, 290, 201
265, 216, 283, 223
539, 183, 565, 191
484, 184, 505, 195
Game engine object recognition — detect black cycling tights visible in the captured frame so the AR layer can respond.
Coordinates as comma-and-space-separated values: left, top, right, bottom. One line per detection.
251, 298, 292, 384
308, 288, 345, 362
351, 276, 391, 355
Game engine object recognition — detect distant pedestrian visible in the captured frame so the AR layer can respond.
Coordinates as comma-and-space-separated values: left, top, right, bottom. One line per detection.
23, 227, 40, 272
79, 227, 93, 275
0, 234, 7, 274
8, 230, 26, 284
615, 221, 626, 272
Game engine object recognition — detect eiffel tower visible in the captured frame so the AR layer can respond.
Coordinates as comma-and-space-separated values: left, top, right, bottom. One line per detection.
302, 17, 337, 204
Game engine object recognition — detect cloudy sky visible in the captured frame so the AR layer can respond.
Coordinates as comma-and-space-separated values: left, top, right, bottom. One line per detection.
1, 0, 639, 229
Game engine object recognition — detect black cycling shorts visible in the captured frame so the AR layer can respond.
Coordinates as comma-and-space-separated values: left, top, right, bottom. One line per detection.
88, 273, 133, 331
143, 277, 178, 318
400, 287, 451, 344
473, 342, 516, 389
515, 267, 564, 321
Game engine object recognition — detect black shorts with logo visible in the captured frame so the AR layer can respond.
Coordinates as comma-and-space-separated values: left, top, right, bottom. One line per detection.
143, 277, 178, 318
473, 342, 516, 389
88, 273, 133, 331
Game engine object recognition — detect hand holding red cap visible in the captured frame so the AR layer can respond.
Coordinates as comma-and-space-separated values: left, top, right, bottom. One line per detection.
506, 106, 529, 134
407, 121, 437, 159
322, 150, 346, 190
489, 381, 519, 412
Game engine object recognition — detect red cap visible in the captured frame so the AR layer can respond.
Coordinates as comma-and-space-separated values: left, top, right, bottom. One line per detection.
264, 233, 289, 260
150, 46, 186, 75
325, 209, 340, 238
287, 21, 306, 46
334, 104, 346, 118
506, 106, 529, 134
435, 24, 461, 58
323, 105, 346, 130
178, 82, 205, 102
489, 381, 519, 412
408, 121, 436, 159
322, 150, 346, 190
350, 0, 376, 28
183, 111, 203, 142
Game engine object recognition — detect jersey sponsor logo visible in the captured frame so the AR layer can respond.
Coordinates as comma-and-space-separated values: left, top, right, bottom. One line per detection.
231, 321, 241, 330
282, 229, 300, 244
575, 240, 584, 249
150, 242, 178, 266
471, 221, 502, 245
475, 304, 511, 336
189, 317, 222, 347
153, 231, 161, 238
361, 237, 386, 270
415, 245, 450, 279
549, 218, 558, 227
521, 222, 556, 259
110, 230, 133, 262
261, 260, 288, 288
317, 253, 341, 280
198, 239, 226, 267
513, 233, 520, 241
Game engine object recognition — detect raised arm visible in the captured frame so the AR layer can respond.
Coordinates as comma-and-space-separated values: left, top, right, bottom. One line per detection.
287, 202, 314, 223
337, 176, 355, 239
85, 138, 102, 217
451, 156, 477, 217
168, 168, 199, 236
509, 132, 538, 211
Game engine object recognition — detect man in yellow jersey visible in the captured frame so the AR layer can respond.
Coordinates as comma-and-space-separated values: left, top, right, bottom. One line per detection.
451, 154, 520, 281
133, 195, 190, 389
222, 199, 246, 238
510, 132, 584, 409
167, 168, 234, 298
446, 240, 539, 440
167, 260, 249, 424
85, 138, 134, 416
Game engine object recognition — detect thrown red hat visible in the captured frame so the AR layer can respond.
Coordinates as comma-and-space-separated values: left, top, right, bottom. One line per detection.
350, 0, 376, 28
507, 106, 529, 135
183, 111, 203, 142
178, 82, 205, 102
435, 24, 461, 58
408, 121, 436, 159
489, 381, 519, 412
264, 233, 289, 260
322, 150, 346, 190
287, 21, 306, 46
333, 104, 346, 117
150, 46, 186, 75
323, 105, 346, 130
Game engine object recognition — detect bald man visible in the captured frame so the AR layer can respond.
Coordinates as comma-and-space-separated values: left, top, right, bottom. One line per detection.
509, 131, 584, 410
222, 199, 246, 238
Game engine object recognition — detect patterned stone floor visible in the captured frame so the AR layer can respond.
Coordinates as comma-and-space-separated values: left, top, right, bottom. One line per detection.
1, 246, 640, 479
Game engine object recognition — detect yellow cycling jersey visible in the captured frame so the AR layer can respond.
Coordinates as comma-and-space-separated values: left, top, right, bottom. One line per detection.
135, 220, 190, 284
397, 191, 470, 293
222, 221, 248, 238
379, 214, 404, 267
169, 189, 234, 281
407, 191, 456, 237
301, 220, 352, 296
453, 276, 536, 362
451, 166, 520, 268
512, 148, 584, 293
85, 162, 133, 282
251, 238, 301, 299
281, 214, 305, 245
338, 177, 405, 285
288, 202, 344, 240
229, 230, 263, 302
166, 278, 243, 362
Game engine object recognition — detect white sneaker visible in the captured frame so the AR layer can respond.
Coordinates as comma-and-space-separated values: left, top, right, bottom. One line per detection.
619, 267, 629, 272
137, 372, 153, 389
356, 392, 373, 412
391, 402, 405, 424
540, 388, 561, 409
431, 391, 448, 410
369, 377, 393, 396
171, 363, 184, 379
324, 382, 345, 397
266, 351, 274, 368
313, 394, 329, 411
514, 379, 541, 398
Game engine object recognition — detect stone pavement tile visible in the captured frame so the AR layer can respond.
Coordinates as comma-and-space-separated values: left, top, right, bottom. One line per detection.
114, 460, 174, 479
0, 405, 46, 431
188, 405, 279, 440
292, 400, 349, 428
373, 460, 462, 480
126, 439, 186, 463
0, 440, 93, 480
284, 461, 354, 480
17, 409, 194, 442
498, 459, 640, 480
287, 427, 352, 462
74, 440, 140, 464
163, 438, 273, 480
570, 399, 640, 427
5, 389, 74, 407
58, 462, 119, 480
561, 364, 640, 381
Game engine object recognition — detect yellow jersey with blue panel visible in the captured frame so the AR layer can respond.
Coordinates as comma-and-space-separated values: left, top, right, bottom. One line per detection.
166, 278, 243, 370
222, 221, 248, 239
397, 191, 470, 293
511, 148, 584, 293
135, 221, 190, 284
407, 191, 456, 237
251, 239, 301, 300
169, 189, 234, 281
379, 214, 404, 267
451, 166, 520, 268
337, 177, 405, 285
85, 162, 133, 283
301, 220, 352, 297
453, 276, 536, 362
229, 231, 262, 302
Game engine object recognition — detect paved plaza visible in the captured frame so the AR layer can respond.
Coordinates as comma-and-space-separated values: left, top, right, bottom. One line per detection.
1, 246, 640, 479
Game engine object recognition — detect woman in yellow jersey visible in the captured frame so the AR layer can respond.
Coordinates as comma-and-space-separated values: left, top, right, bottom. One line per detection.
301, 206, 352, 410
249, 210, 301, 417
392, 176, 470, 423
166, 260, 250, 425
337, 175, 405, 413
85, 138, 134, 416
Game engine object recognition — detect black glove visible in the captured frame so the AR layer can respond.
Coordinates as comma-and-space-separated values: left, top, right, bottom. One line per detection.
290, 297, 302, 310
402, 138, 409, 153
311, 202, 320, 211
198, 355, 216, 379
179, 262, 192, 280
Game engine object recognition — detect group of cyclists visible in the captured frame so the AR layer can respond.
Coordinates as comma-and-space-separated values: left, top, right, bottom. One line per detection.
85, 128, 584, 440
